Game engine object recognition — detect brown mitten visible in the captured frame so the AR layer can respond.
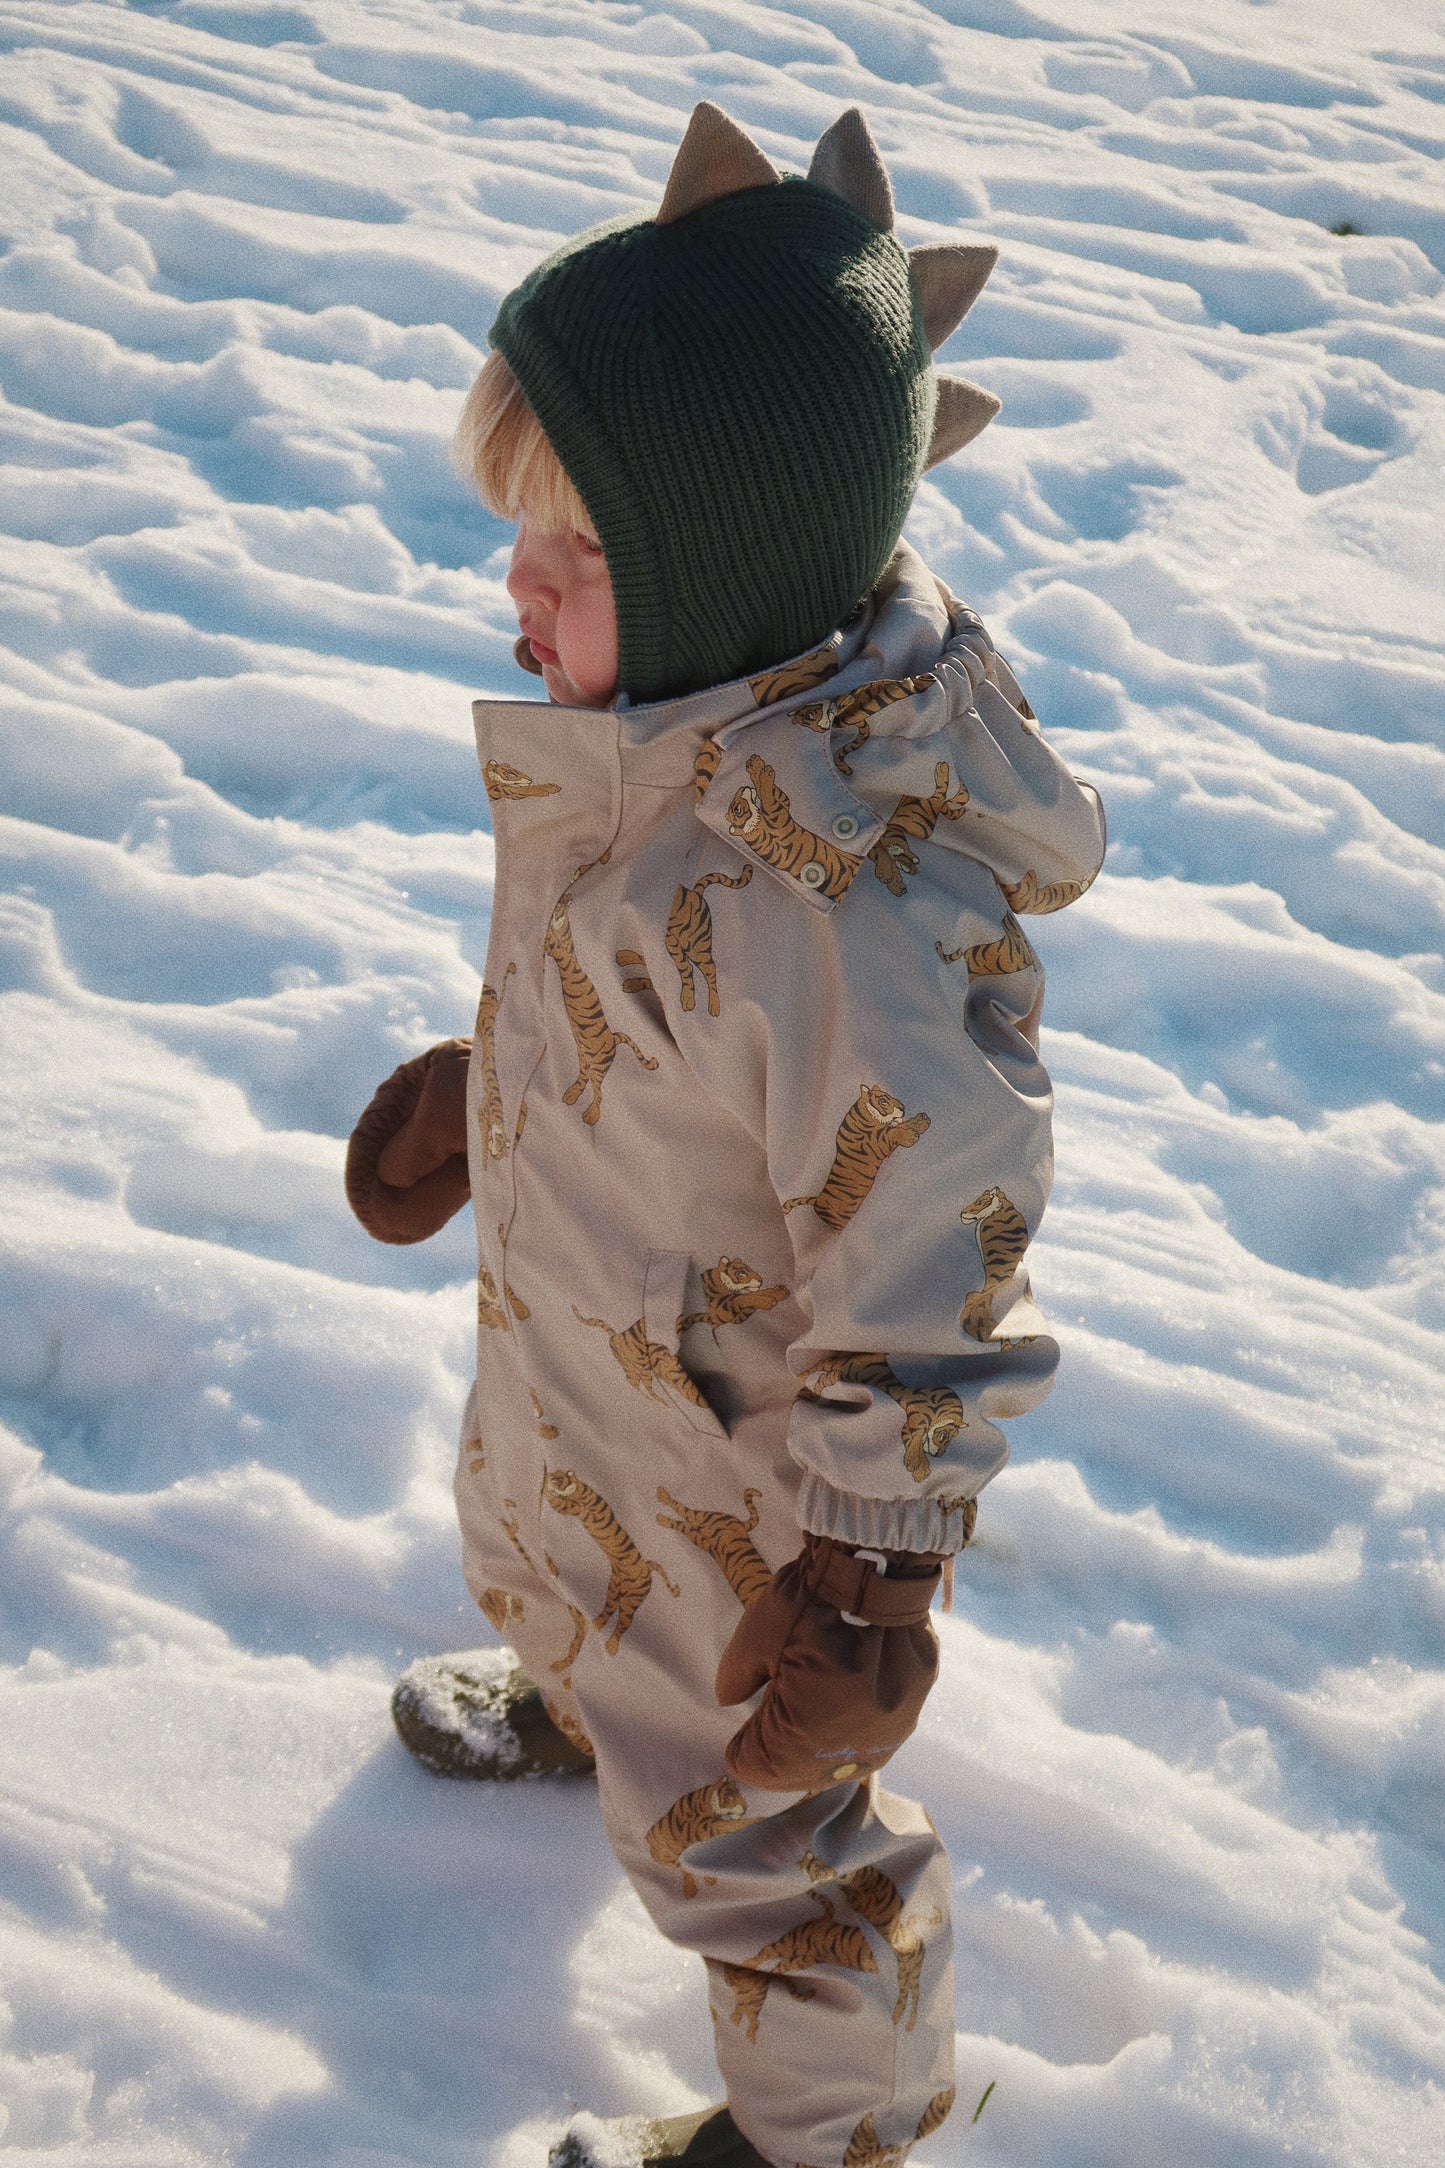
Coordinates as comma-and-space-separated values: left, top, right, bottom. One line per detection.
715, 1534, 951, 1792
345, 1039, 472, 1245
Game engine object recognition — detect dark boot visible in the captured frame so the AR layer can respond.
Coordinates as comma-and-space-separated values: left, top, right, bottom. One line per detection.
550, 2107, 773, 2168
391, 1648, 595, 1779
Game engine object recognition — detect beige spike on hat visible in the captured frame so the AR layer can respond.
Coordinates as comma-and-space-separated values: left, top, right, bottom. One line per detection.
656, 101, 781, 224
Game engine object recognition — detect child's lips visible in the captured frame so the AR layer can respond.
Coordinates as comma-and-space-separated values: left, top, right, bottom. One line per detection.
523, 627, 558, 667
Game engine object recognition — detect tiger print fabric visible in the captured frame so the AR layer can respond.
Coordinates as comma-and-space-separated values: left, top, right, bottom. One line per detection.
664, 866, 754, 1015
452, 539, 1103, 2167
654, 1484, 773, 1606
724, 754, 863, 902
870, 762, 970, 897
1004, 865, 1092, 915
572, 1304, 715, 1413
677, 1256, 790, 1338
782, 1086, 931, 1232
544, 890, 658, 1124
473, 964, 515, 1161
541, 1465, 680, 1653
792, 674, 935, 778
800, 1354, 967, 1486
801, 1854, 939, 2030
483, 758, 560, 801
958, 1187, 1040, 1347
935, 908, 1037, 978
644, 1773, 757, 1897
749, 645, 838, 707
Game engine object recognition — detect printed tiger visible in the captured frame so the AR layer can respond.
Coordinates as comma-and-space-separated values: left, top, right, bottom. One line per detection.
725, 754, 861, 901
1003, 866, 1091, 915
693, 738, 723, 804
935, 909, 1036, 977
914, 2091, 955, 2141
615, 948, 654, 995
665, 866, 754, 1015
542, 1467, 679, 1654
746, 1891, 878, 1982
655, 1485, 772, 1608
473, 962, 516, 1161
748, 646, 836, 707
801, 1855, 938, 2030
722, 1894, 876, 2040
550, 1604, 588, 1686
478, 1587, 524, 1635
677, 1256, 789, 1338
477, 1264, 509, 1332
496, 1498, 539, 1578
717, 1961, 814, 2046
645, 1775, 755, 1898
529, 1388, 558, 1440
483, 759, 561, 801
869, 761, 971, 897
573, 1305, 713, 1415
826, 2091, 956, 2168
959, 1186, 1037, 1346
544, 891, 658, 1124
801, 1353, 965, 1483
792, 674, 932, 777
782, 1085, 930, 1231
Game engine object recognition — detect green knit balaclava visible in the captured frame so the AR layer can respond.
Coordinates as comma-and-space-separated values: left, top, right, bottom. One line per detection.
490, 103, 1002, 704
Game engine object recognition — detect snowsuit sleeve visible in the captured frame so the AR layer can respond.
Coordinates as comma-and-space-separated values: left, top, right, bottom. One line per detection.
695, 624, 1105, 1555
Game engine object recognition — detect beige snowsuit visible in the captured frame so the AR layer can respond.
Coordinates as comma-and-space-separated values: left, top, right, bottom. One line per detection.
456, 542, 1105, 2168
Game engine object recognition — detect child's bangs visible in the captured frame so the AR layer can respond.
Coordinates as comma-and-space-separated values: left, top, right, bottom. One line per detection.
454, 350, 593, 537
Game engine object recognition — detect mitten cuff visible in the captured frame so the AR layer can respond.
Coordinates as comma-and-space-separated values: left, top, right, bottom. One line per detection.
797, 1473, 978, 1557
802, 1536, 940, 1626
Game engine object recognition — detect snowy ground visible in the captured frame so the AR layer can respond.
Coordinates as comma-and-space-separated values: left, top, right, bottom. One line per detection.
1, 1, 1444, 2162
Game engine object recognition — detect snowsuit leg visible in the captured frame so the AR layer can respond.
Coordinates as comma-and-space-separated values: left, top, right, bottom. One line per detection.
452, 1384, 595, 1759
455, 1393, 956, 2168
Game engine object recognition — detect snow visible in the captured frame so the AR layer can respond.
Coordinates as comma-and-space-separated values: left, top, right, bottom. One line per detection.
1, 0, 1443, 2160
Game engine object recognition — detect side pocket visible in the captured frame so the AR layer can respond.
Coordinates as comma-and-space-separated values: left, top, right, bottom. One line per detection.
644, 1250, 729, 1438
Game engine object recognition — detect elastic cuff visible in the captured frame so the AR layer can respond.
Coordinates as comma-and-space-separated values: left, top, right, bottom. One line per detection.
797, 1473, 978, 1556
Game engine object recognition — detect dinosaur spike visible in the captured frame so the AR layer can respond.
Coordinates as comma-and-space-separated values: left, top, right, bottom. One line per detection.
656, 101, 780, 225
909, 242, 999, 351
923, 375, 1002, 469
807, 106, 894, 231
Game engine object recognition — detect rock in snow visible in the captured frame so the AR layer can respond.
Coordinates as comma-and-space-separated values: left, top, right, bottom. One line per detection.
0, 3, 1443, 2165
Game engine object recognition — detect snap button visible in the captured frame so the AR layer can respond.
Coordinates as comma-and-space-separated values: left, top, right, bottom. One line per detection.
799, 862, 827, 889
832, 813, 860, 841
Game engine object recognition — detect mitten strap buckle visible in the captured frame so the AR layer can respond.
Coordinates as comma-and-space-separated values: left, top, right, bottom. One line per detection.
841, 1547, 888, 1627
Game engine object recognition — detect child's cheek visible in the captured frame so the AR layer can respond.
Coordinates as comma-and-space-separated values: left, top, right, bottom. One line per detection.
566, 586, 619, 705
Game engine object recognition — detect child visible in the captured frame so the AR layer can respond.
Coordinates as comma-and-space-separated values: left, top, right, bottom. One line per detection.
346, 102, 1104, 2168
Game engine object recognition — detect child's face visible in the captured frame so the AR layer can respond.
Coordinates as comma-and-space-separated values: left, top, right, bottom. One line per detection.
506, 517, 618, 708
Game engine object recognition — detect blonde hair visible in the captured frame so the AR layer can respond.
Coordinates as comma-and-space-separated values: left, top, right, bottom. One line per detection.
452, 350, 593, 537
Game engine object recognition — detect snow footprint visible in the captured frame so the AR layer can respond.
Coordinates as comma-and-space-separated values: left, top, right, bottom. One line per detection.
1030, 456, 1182, 542
1295, 382, 1407, 496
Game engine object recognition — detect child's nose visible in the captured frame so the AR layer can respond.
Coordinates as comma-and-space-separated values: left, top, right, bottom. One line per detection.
506, 526, 557, 609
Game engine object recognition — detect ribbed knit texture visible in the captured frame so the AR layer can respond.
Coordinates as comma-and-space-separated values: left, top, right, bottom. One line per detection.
490, 178, 936, 704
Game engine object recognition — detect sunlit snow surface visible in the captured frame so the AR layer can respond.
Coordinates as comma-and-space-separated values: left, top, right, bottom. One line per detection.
1, 1, 1443, 2161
